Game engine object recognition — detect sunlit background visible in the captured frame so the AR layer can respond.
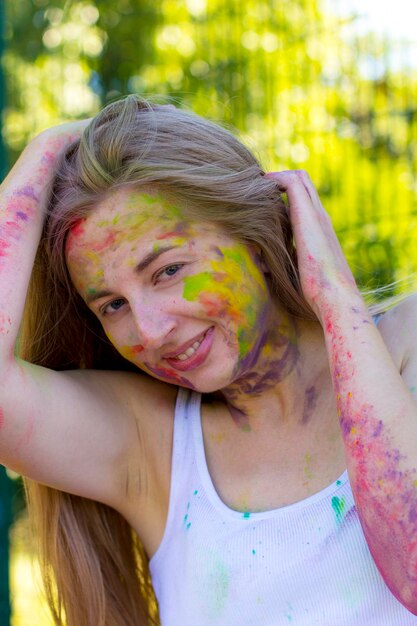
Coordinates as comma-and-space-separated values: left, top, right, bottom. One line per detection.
1, 0, 417, 624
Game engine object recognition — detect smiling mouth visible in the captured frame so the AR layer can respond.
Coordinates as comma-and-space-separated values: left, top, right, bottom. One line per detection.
163, 327, 214, 371
171, 336, 205, 361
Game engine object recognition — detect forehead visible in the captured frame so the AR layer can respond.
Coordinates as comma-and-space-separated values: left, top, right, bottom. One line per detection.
65, 187, 224, 290
69, 187, 185, 244
66, 187, 198, 263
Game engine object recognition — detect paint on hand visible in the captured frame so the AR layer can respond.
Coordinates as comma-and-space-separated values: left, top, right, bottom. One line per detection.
324, 303, 417, 603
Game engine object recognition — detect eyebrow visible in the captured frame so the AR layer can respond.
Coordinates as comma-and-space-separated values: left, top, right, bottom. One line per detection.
85, 245, 179, 305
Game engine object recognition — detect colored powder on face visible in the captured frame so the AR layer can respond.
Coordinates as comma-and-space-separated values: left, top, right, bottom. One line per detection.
70, 218, 86, 238
142, 362, 195, 390
331, 495, 346, 525
183, 272, 214, 301
182, 244, 267, 360
156, 221, 189, 241
91, 229, 117, 253
0, 407, 4, 430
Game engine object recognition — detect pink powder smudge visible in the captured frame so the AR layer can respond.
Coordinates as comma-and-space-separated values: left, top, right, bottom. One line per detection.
16, 185, 38, 202
91, 230, 117, 253
323, 303, 417, 607
15, 211, 29, 221
70, 218, 87, 237
0, 407, 5, 430
0, 239, 11, 258
156, 231, 179, 240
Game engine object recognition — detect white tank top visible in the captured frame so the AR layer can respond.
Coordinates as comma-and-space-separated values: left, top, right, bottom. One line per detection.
149, 388, 417, 625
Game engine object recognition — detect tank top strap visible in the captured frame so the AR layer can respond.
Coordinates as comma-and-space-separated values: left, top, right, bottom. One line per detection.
149, 386, 200, 567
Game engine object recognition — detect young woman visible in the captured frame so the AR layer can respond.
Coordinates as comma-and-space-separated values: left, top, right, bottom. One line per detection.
0, 96, 416, 626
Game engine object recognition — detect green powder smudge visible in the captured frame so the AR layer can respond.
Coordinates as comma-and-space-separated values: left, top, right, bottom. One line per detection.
183, 272, 214, 301
331, 495, 346, 525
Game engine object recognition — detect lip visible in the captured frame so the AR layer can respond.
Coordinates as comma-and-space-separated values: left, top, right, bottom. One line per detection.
164, 326, 214, 372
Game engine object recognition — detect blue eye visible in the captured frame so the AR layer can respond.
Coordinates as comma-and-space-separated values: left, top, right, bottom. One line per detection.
102, 298, 126, 315
164, 265, 181, 276
155, 263, 184, 282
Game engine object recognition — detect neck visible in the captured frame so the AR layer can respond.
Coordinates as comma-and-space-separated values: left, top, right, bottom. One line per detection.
219, 307, 328, 432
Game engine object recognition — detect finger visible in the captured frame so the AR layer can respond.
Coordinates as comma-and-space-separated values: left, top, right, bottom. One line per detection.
265, 171, 316, 221
266, 170, 327, 217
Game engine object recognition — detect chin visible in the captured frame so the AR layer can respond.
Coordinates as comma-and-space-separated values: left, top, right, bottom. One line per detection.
182, 363, 236, 395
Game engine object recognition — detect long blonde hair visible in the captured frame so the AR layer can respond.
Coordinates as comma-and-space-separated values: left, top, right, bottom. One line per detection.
21, 95, 316, 626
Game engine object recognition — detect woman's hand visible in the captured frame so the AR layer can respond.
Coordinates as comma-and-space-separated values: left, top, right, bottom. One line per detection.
27, 118, 92, 162
265, 170, 358, 320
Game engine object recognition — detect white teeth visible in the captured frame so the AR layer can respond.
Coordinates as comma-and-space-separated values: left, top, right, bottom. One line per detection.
173, 337, 203, 361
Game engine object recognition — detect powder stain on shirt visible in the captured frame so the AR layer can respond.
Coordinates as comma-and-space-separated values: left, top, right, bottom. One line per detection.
332, 495, 346, 525
204, 551, 230, 619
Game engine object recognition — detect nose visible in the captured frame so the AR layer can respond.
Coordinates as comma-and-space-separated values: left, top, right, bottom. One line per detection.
131, 301, 177, 351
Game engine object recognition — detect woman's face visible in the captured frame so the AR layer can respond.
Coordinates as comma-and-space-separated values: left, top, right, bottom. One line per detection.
66, 187, 272, 392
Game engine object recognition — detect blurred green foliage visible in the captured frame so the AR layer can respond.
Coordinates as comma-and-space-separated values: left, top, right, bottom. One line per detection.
3, 0, 417, 294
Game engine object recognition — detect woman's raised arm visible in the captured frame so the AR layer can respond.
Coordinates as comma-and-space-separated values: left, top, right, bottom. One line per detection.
266, 169, 417, 614
0, 125, 167, 516
0, 123, 87, 362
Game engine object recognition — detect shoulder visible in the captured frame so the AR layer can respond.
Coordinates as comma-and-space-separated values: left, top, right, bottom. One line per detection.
375, 293, 417, 373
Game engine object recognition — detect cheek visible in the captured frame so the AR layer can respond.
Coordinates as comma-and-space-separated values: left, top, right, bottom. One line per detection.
118, 343, 145, 362
182, 251, 269, 358
104, 328, 142, 363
